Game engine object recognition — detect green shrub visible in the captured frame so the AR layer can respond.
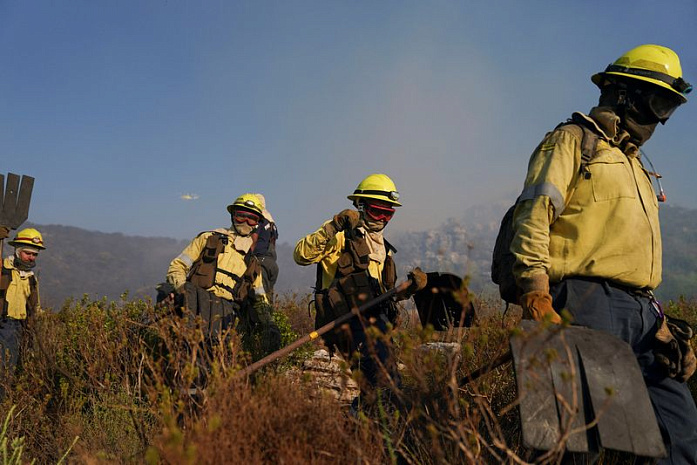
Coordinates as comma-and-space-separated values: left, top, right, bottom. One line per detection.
2, 292, 694, 463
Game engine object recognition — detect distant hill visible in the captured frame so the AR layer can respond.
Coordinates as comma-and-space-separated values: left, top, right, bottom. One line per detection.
11, 203, 697, 308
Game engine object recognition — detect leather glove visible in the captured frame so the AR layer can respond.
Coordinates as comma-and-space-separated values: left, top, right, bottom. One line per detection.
406, 267, 428, 296
519, 291, 562, 324
654, 315, 697, 383
332, 209, 360, 233
0, 226, 9, 240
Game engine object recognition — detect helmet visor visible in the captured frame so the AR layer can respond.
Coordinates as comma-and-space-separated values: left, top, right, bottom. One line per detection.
232, 209, 260, 226
364, 202, 395, 222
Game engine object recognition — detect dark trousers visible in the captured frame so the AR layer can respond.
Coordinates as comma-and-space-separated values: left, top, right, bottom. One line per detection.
0, 319, 24, 399
347, 312, 399, 393
551, 278, 697, 465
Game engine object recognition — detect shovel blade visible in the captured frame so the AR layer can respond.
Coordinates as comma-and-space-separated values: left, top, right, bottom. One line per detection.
0, 173, 34, 229
573, 328, 666, 458
412, 272, 474, 331
511, 321, 588, 452
512, 321, 665, 458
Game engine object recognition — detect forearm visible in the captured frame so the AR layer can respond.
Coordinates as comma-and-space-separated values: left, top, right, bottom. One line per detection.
293, 221, 338, 265
167, 237, 205, 289
511, 197, 555, 293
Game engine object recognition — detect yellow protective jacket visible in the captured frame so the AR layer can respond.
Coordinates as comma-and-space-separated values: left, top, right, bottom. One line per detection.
511, 111, 661, 292
294, 221, 391, 291
167, 228, 266, 302
2, 256, 40, 320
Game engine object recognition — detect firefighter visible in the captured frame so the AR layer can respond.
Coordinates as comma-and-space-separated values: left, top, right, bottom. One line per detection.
166, 193, 281, 360
294, 173, 426, 407
0, 228, 44, 378
510, 45, 696, 463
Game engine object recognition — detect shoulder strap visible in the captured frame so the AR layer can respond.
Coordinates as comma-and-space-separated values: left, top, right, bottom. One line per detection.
549, 120, 603, 220
230, 252, 260, 303
559, 115, 601, 162
27, 275, 38, 317
0, 265, 12, 319
555, 119, 601, 183
187, 232, 228, 289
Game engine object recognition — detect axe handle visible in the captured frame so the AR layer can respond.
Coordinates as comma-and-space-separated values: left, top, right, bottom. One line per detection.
236, 279, 413, 378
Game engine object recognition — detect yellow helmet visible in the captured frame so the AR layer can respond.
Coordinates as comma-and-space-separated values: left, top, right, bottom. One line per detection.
226, 193, 264, 215
347, 173, 402, 206
9, 228, 45, 250
592, 44, 692, 103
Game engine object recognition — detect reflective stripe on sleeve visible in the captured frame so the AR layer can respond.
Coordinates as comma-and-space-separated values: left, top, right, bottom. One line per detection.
520, 182, 565, 219
176, 253, 194, 268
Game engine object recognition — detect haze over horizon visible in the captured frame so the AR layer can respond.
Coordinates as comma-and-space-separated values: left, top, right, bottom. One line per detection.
3, 1, 696, 243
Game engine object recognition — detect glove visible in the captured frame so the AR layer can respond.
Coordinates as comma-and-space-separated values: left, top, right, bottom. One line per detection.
332, 209, 360, 233
654, 315, 697, 383
0, 226, 9, 240
519, 291, 562, 324
406, 267, 428, 296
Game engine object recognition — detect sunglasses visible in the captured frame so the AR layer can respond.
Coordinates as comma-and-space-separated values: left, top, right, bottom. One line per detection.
364, 202, 395, 222
232, 209, 260, 226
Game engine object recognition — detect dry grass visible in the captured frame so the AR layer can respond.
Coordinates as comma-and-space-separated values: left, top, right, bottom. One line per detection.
0, 292, 694, 464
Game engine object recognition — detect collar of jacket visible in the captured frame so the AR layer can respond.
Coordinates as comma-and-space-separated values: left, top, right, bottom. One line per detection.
2, 256, 34, 278
580, 107, 640, 158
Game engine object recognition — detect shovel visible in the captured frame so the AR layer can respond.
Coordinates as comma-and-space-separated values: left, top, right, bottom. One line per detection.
510, 321, 665, 460
238, 271, 476, 377
0, 173, 35, 258
412, 271, 474, 330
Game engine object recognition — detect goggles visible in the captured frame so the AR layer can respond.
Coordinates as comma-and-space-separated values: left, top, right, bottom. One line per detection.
232, 209, 260, 226
363, 202, 395, 222
632, 87, 683, 124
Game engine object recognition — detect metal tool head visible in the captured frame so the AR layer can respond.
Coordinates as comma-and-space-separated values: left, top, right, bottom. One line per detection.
511, 320, 666, 459
412, 272, 475, 331
0, 173, 34, 229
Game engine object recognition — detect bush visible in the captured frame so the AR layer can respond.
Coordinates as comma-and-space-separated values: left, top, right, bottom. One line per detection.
1, 292, 694, 463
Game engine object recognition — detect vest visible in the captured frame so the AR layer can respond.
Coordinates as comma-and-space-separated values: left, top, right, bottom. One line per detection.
0, 263, 38, 320
313, 230, 397, 339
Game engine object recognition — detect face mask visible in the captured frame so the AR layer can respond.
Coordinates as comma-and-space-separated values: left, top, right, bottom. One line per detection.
619, 83, 680, 146
361, 215, 387, 233
621, 109, 658, 147
14, 253, 36, 271
232, 221, 255, 237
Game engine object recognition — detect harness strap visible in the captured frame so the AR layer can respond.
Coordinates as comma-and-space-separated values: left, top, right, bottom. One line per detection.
187, 232, 260, 304
0, 266, 11, 319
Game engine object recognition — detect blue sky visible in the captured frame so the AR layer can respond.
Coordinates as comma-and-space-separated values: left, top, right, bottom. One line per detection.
2, 1, 696, 243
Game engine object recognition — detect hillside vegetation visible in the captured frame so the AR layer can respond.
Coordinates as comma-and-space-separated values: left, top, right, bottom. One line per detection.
2, 207, 696, 463
21, 203, 697, 309
2, 292, 696, 464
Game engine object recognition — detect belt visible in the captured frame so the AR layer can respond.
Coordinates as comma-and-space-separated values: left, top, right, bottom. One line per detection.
561, 277, 653, 298
606, 281, 653, 298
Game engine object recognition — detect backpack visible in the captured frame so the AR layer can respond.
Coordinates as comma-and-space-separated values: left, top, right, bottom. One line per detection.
491, 120, 600, 304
